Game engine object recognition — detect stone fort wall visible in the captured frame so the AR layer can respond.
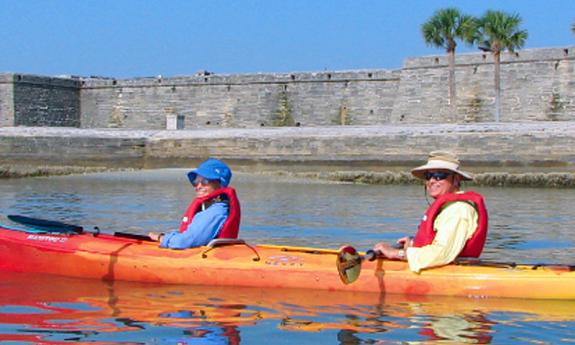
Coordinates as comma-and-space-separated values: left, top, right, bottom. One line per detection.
78, 70, 400, 129
0, 74, 80, 127
393, 46, 575, 123
1, 46, 574, 129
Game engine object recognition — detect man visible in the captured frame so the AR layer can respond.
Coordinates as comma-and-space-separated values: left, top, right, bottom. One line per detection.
148, 158, 240, 249
374, 151, 488, 273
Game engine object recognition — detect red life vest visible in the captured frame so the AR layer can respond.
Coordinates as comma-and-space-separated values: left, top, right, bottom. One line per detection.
412, 191, 488, 258
178, 187, 241, 239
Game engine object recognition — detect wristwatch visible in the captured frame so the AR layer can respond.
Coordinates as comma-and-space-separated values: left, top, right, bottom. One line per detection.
397, 249, 405, 259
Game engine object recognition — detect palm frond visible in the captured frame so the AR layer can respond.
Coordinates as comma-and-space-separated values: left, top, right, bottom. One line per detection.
476, 10, 527, 53
421, 7, 478, 52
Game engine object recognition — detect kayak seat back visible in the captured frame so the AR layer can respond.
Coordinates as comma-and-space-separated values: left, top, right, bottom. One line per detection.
202, 238, 260, 261
207, 238, 246, 247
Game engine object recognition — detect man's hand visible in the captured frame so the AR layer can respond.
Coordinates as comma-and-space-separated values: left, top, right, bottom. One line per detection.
396, 236, 413, 249
373, 241, 405, 260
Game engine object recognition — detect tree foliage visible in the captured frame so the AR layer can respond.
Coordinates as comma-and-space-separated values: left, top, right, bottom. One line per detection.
421, 8, 476, 53
475, 10, 528, 55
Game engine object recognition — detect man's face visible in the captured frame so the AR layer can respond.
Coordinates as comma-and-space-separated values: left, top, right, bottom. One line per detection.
424, 169, 460, 199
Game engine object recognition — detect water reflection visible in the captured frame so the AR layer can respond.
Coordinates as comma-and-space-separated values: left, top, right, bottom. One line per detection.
1, 272, 575, 344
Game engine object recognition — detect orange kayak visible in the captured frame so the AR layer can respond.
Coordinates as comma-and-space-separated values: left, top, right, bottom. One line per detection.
0, 223, 574, 300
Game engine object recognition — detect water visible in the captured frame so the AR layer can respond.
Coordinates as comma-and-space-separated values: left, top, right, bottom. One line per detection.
1, 169, 575, 344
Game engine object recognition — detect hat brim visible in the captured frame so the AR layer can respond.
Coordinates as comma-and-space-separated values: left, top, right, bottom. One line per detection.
187, 171, 199, 185
411, 162, 472, 181
186, 169, 230, 187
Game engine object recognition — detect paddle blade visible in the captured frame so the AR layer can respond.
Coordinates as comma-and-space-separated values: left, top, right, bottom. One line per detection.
336, 245, 362, 284
7, 215, 83, 234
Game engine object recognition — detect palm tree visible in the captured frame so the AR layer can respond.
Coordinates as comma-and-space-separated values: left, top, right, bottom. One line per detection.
421, 8, 476, 118
572, 19, 575, 35
476, 10, 528, 122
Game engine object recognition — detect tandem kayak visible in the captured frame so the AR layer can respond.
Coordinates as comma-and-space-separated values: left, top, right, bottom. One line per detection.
1, 215, 574, 300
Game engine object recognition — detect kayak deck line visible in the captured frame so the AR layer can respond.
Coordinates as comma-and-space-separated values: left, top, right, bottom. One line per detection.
257, 243, 342, 255
1, 225, 575, 300
453, 257, 575, 272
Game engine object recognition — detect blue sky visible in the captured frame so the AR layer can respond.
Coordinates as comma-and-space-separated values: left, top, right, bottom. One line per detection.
1, 0, 574, 78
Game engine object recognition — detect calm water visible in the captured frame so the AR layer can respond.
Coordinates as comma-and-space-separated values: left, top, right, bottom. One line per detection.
1, 169, 574, 344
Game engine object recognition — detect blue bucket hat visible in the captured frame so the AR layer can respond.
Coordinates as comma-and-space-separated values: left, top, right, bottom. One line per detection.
187, 158, 232, 187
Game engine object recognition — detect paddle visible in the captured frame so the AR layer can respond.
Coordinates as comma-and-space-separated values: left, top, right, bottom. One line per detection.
7, 215, 85, 233
7, 214, 153, 241
336, 246, 379, 284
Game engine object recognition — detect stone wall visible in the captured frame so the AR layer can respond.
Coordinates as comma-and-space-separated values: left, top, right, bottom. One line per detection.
1, 46, 574, 129
0, 74, 14, 127
0, 74, 81, 127
0, 127, 148, 168
13, 74, 81, 127
143, 123, 575, 171
79, 70, 400, 129
2, 124, 575, 173
78, 46, 575, 128
392, 47, 575, 123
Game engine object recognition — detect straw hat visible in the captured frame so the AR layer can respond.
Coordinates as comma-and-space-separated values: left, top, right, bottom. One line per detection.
411, 151, 472, 181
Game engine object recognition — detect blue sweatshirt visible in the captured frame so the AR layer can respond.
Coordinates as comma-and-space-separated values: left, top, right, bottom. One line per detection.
160, 201, 229, 249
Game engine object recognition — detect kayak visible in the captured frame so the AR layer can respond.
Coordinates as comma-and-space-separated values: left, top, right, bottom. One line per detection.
0, 216, 574, 300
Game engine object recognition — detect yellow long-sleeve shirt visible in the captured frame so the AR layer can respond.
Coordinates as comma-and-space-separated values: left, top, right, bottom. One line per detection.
405, 201, 478, 273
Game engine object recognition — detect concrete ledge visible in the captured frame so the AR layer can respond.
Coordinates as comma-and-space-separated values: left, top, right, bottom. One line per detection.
1, 123, 575, 174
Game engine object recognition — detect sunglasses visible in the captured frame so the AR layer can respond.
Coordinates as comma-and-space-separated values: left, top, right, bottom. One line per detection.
424, 171, 453, 181
191, 177, 217, 187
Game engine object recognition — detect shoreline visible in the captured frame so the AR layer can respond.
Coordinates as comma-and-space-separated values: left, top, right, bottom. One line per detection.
3, 165, 575, 188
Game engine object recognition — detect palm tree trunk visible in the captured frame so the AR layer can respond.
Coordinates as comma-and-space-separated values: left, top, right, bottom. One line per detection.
448, 50, 456, 121
494, 51, 501, 122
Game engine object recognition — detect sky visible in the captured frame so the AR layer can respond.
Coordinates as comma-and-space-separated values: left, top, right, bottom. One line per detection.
1, 0, 574, 79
